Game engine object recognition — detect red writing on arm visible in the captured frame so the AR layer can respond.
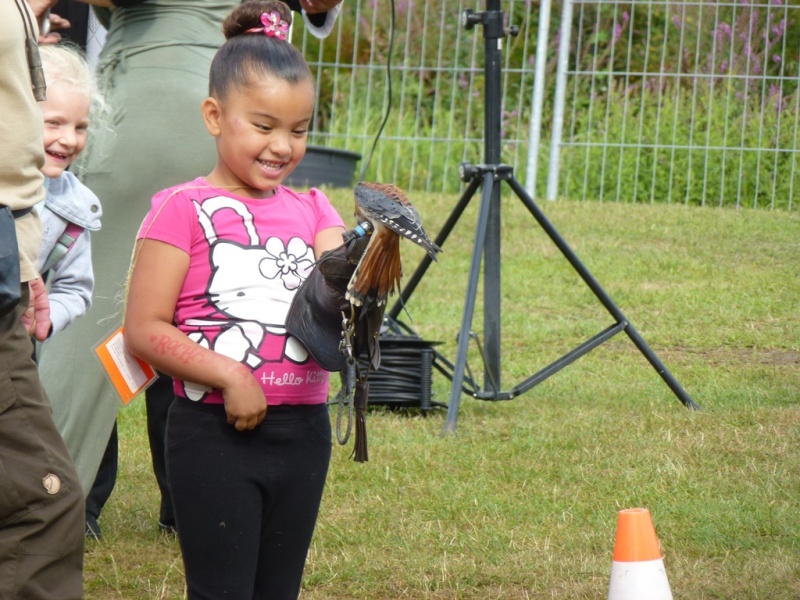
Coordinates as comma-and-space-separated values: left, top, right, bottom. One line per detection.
150, 334, 207, 365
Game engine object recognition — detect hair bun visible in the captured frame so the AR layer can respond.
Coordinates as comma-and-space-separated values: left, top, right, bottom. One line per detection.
222, 0, 293, 39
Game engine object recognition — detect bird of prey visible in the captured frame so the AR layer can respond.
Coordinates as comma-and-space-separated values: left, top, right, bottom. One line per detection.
346, 182, 441, 307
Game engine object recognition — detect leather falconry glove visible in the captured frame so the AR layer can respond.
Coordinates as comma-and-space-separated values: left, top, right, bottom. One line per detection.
286, 235, 383, 372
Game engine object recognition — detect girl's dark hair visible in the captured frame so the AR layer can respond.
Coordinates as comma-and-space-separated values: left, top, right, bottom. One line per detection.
209, 0, 312, 99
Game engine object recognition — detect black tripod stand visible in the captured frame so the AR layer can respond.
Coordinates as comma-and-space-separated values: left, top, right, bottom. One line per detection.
387, 0, 700, 433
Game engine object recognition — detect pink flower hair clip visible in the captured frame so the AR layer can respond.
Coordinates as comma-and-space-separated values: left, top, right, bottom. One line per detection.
246, 11, 289, 41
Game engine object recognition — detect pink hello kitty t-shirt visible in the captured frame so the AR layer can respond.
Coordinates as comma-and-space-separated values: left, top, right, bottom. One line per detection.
137, 177, 345, 405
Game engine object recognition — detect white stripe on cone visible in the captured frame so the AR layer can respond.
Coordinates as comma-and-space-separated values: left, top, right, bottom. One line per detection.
608, 557, 673, 600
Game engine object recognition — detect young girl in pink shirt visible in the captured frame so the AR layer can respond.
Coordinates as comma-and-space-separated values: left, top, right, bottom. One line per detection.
124, 2, 345, 597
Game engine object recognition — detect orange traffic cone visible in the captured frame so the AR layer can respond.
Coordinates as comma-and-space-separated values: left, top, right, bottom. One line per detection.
607, 508, 673, 600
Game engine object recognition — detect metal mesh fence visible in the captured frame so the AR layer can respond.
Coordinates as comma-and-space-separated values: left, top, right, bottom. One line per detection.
546, 0, 799, 210
293, 0, 797, 210
293, 0, 540, 194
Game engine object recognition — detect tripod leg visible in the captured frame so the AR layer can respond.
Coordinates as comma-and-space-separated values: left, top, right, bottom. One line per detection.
444, 172, 498, 434
621, 322, 700, 410
506, 177, 699, 410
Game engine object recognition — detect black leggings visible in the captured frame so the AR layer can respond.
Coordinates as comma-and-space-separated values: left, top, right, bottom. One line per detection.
166, 398, 332, 600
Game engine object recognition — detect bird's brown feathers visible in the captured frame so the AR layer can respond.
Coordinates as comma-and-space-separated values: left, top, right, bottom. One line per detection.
358, 182, 410, 206
347, 181, 441, 307
346, 228, 402, 306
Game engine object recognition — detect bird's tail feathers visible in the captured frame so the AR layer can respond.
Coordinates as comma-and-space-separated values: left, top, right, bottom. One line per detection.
346, 234, 402, 307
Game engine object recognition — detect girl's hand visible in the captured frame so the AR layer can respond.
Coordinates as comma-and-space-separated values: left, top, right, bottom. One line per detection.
221, 364, 268, 431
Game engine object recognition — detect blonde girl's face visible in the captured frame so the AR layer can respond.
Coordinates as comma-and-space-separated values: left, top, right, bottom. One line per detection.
202, 75, 315, 199
39, 83, 91, 179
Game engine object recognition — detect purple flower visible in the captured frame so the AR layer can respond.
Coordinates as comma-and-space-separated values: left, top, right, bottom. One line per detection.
396, 0, 414, 14
671, 14, 681, 28
615, 9, 629, 40
773, 54, 782, 63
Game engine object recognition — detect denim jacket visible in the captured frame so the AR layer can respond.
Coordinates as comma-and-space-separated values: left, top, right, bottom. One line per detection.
37, 172, 102, 337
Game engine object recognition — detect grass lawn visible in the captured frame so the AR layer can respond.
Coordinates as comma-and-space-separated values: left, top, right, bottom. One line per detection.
85, 193, 799, 599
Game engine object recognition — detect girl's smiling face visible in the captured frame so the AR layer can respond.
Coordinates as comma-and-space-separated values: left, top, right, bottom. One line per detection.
39, 83, 91, 179
202, 74, 315, 199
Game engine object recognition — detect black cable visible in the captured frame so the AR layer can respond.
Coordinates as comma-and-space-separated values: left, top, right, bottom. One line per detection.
357, 0, 395, 183
346, 2, 446, 414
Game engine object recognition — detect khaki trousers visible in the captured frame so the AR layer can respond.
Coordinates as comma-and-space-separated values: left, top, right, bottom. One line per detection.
0, 285, 84, 600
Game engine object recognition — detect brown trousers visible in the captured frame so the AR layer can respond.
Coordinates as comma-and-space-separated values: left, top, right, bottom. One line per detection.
0, 285, 84, 599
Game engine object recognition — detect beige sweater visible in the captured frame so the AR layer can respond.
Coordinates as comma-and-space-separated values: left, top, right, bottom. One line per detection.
1, 1, 45, 282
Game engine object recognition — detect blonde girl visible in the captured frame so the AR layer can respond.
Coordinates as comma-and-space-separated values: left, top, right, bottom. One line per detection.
35, 44, 104, 339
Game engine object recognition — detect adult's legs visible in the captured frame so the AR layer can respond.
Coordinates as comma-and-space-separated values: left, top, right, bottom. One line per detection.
85, 419, 118, 538
145, 372, 175, 532
0, 286, 84, 599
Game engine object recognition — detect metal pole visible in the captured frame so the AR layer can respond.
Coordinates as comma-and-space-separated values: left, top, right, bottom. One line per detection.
482, 1, 505, 394
546, 0, 574, 201
444, 172, 497, 433
525, 0, 552, 197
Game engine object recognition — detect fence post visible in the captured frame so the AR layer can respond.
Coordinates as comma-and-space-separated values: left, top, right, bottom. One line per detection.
525, 0, 552, 198
546, 0, 574, 201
